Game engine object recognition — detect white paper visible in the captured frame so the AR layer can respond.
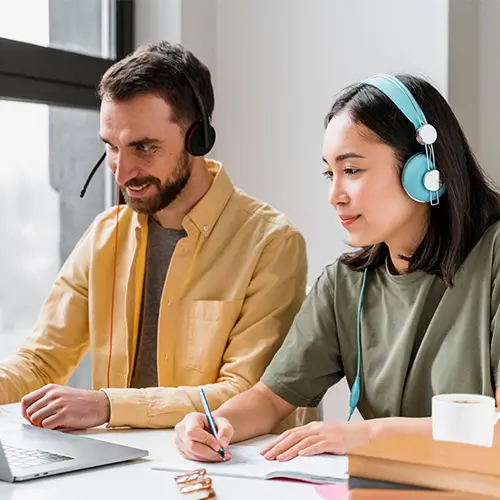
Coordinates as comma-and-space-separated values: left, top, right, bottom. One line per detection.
153, 444, 348, 484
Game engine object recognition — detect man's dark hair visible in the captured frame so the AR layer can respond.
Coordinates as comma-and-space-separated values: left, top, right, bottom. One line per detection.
98, 40, 214, 128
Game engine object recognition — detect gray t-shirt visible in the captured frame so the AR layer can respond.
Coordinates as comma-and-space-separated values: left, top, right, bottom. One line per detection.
130, 218, 186, 389
262, 221, 500, 419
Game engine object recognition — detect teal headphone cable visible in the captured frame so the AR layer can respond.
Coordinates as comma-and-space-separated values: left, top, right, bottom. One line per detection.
348, 268, 368, 421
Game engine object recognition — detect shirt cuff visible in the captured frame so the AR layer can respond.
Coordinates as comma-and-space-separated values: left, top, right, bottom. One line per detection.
100, 388, 148, 428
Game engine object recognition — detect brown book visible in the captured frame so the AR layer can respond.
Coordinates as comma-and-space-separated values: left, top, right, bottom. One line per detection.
350, 491, 493, 499
347, 434, 500, 498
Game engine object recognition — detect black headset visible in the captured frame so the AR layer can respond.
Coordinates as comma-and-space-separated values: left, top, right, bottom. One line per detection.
181, 69, 216, 157
80, 69, 216, 198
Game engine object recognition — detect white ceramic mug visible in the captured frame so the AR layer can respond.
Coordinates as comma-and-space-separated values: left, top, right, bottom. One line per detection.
432, 393, 500, 447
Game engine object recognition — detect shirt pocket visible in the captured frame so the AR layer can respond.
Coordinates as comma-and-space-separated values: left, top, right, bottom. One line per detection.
184, 300, 243, 375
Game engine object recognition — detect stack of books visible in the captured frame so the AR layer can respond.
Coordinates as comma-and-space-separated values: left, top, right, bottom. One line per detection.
347, 434, 500, 498
350, 492, 489, 499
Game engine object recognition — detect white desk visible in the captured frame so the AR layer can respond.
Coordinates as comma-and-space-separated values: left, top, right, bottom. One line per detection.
0, 406, 320, 500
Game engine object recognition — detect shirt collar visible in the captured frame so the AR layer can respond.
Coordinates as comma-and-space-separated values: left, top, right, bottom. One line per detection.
184, 159, 234, 237
132, 159, 234, 237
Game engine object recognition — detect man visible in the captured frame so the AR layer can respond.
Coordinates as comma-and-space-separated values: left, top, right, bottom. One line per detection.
0, 41, 308, 430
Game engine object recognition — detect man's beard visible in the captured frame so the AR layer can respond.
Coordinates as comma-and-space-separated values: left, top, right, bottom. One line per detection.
122, 151, 192, 215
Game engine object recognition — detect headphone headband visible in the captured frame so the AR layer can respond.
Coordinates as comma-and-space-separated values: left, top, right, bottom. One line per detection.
361, 74, 427, 130
182, 69, 210, 149
359, 73, 444, 205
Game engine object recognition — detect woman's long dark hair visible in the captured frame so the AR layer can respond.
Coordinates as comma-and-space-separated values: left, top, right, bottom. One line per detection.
326, 74, 500, 286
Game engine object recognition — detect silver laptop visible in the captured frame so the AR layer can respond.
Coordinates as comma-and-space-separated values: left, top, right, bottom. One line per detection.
0, 424, 148, 482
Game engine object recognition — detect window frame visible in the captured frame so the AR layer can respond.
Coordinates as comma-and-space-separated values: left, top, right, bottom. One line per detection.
0, 0, 135, 110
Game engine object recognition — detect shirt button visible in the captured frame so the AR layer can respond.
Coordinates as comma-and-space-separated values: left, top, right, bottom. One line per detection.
164, 354, 168, 361
167, 300, 172, 306
203, 225, 209, 231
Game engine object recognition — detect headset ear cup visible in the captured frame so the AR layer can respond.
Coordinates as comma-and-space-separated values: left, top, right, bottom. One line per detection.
185, 121, 216, 156
401, 153, 446, 203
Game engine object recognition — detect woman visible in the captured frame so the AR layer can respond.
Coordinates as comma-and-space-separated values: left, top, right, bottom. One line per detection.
174, 74, 500, 463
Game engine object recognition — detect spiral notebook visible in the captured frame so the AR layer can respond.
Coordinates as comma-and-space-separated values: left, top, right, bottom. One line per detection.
153, 443, 348, 484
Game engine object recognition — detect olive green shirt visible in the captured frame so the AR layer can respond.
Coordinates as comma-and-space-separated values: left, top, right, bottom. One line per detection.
262, 221, 500, 419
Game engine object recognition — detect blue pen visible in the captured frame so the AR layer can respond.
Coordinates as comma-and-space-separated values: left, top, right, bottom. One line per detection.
198, 387, 225, 460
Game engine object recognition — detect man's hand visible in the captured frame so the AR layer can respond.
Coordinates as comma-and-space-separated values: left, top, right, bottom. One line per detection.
21, 385, 111, 430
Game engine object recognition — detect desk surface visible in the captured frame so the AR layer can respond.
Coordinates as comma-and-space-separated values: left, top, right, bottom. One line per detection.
0, 405, 321, 500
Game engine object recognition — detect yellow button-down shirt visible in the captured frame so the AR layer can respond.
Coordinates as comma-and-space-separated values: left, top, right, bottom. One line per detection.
0, 161, 311, 428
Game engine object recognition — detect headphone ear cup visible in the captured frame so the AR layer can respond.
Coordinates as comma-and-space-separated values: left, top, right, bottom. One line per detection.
185, 121, 216, 156
401, 153, 446, 203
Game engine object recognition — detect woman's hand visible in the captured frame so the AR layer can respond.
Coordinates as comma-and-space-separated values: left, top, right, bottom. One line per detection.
175, 412, 234, 462
260, 421, 371, 462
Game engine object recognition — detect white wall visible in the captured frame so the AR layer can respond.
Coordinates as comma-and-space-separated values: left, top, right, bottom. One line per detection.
134, 1, 491, 422
215, 0, 449, 286
135, 0, 182, 45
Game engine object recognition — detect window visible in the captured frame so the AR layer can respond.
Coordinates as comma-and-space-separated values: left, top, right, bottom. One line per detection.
0, 0, 134, 387
0, 101, 57, 357
0, 0, 133, 109
0, 0, 115, 59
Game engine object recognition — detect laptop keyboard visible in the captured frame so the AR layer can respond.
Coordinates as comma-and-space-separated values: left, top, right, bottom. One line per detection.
3, 444, 74, 469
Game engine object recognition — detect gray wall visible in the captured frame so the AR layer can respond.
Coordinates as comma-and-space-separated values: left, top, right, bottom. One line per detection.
478, 0, 500, 184
448, 0, 479, 156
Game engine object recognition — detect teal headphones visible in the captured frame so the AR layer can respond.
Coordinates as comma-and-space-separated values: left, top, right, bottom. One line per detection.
347, 75, 445, 420
361, 74, 446, 205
